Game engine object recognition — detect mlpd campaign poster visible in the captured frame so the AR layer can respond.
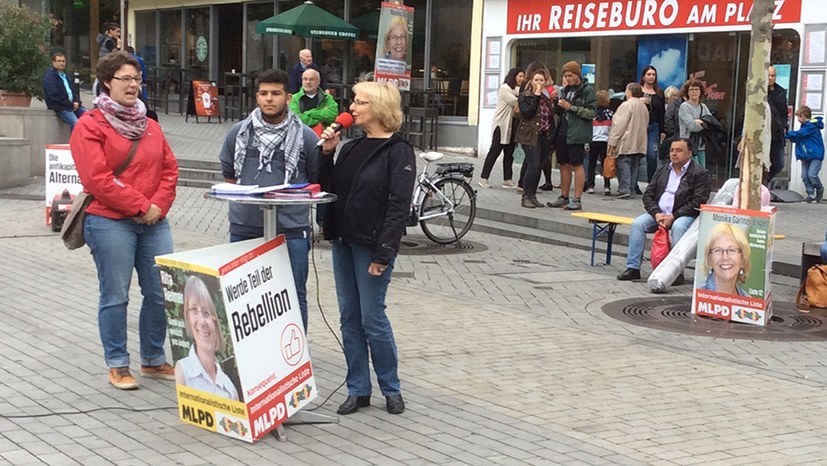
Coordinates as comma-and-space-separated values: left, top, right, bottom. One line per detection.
692, 205, 776, 327
45, 144, 82, 225
156, 236, 316, 443
374, 2, 414, 91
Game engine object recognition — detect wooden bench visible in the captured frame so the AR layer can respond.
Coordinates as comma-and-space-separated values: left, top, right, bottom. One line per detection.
571, 212, 635, 266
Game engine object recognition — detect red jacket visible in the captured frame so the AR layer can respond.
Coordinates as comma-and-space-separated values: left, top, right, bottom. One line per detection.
69, 109, 178, 220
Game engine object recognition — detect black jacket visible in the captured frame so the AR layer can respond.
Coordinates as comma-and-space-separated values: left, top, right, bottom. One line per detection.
643, 160, 711, 220
319, 133, 416, 265
646, 91, 666, 133
768, 83, 788, 141
42, 67, 80, 112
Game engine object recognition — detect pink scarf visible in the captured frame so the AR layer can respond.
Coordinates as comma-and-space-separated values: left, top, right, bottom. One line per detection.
94, 94, 147, 140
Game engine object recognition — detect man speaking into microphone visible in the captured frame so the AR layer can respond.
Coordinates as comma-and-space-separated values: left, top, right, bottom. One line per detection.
218, 68, 319, 332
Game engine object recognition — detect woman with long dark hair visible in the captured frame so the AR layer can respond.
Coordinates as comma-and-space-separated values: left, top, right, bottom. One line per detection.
479, 67, 525, 189
515, 62, 554, 208
640, 65, 665, 183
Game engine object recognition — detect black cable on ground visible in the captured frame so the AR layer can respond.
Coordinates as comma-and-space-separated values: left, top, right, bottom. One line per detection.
304, 225, 347, 412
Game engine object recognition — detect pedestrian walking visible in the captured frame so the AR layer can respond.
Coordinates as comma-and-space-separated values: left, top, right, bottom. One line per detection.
785, 105, 824, 203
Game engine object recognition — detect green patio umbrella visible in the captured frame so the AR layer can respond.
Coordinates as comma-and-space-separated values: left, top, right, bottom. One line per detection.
256, 1, 358, 40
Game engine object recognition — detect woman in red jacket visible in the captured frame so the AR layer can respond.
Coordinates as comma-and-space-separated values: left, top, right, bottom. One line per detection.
70, 52, 179, 390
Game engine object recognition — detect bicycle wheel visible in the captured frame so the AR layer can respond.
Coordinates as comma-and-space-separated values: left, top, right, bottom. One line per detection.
419, 177, 476, 244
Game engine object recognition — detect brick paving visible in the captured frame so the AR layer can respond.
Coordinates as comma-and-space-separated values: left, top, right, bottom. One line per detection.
1, 111, 826, 465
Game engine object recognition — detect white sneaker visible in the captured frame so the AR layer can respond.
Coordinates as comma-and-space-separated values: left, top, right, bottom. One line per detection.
478, 179, 490, 189
502, 180, 515, 188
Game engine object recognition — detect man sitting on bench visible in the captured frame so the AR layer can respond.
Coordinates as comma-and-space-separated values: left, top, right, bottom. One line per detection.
617, 138, 710, 283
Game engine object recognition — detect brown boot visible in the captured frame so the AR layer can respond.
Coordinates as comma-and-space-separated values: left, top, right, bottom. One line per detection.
521, 195, 536, 208
530, 196, 545, 208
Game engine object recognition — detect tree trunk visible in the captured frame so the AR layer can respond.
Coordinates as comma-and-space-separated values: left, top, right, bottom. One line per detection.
739, 0, 774, 211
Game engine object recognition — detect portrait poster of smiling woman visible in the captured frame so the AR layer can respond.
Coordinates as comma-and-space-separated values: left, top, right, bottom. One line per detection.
374, 1, 414, 90
159, 269, 242, 400
692, 204, 776, 327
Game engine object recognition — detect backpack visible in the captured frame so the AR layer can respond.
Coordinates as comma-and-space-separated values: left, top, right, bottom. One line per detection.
796, 265, 827, 312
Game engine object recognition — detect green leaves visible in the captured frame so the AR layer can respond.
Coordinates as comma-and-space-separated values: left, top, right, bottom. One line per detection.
0, 5, 52, 98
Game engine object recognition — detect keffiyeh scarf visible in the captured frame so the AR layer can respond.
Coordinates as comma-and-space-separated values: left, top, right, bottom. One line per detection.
94, 93, 147, 140
233, 107, 304, 183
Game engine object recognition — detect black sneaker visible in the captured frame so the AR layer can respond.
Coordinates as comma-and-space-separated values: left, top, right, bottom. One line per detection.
617, 268, 641, 281
539, 182, 554, 191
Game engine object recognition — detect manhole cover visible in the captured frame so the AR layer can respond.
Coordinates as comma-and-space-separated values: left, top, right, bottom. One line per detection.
397, 235, 485, 256
603, 297, 827, 341
312, 235, 485, 256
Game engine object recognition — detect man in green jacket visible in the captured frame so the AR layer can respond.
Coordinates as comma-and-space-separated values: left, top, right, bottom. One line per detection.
547, 61, 596, 211
289, 68, 338, 135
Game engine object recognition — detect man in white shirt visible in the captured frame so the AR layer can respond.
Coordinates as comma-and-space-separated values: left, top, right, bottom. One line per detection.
617, 138, 711, 282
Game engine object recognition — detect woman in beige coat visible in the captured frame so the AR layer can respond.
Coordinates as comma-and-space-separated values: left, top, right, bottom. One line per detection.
608, 82, 649, 199
479, 68, 525, 188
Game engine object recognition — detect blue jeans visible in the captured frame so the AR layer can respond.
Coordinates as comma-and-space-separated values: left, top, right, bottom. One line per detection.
332, 240, 400, 397
617, 154, 642, 195
56, 106, 87, 132
626, 213, 695, 270
801, 159, 824, 198
230, 233, 310, 332
646, 123, 660, 182
84, 215, 173, 368
692, 150, 706, 169
821, 229, 827, 262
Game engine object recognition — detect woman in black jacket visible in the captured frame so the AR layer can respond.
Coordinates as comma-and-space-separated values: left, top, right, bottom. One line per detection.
318, 81, 415, 416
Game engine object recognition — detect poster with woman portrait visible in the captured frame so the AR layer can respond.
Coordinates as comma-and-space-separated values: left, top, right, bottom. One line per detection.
692, 205, 776, 326
374, 1, 414, 90
157, 236, 317, 442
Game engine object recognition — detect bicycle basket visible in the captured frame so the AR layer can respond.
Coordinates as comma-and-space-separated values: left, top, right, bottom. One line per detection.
435, 162, 475, 178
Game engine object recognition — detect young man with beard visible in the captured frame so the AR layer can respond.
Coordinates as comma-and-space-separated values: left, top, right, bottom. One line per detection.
218, 68, 319, 332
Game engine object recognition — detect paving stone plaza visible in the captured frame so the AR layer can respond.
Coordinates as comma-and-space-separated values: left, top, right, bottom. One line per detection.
1, 111, 827, 465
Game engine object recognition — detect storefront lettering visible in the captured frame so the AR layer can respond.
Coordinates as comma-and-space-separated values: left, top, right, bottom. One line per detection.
507, 0, 800, 35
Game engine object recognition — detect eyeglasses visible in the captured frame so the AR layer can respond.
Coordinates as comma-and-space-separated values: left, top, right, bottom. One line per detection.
387, 34, 406, 42
352, 98, 370, 106
710, 247, 741, 257
111, 76, 142, 84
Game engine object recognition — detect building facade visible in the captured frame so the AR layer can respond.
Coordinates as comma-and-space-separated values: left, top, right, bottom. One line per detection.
479, 0, 827, 194
127, 0, 481, 145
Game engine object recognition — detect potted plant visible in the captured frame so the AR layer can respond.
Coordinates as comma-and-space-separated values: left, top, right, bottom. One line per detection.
0, 4, 52, 106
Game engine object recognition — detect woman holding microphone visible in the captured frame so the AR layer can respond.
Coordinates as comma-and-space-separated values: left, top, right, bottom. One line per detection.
318, 81, 415, 415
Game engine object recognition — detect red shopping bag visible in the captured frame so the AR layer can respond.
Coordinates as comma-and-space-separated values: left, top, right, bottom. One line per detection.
650, 226, 671, 269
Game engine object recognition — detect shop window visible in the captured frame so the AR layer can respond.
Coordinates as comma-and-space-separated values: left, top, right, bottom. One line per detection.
245, 3, 275, 75
184, 7, 209, 77
135, 11, 156, 67
159, 10, 182, 66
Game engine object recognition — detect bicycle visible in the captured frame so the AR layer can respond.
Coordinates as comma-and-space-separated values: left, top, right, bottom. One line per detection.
407, 151, 477, 244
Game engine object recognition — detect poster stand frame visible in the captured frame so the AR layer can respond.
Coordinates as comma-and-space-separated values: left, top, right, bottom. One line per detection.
186, 80, 222, 124
204, 192, 338, 440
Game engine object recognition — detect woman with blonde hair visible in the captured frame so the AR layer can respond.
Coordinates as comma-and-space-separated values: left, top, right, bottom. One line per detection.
700, 223, 751, 296
383, 16, 408, 61
174, 276, 239, 401
319, 82, 415, 416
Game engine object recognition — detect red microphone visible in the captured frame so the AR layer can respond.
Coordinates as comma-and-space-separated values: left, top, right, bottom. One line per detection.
317, 113, 354, 146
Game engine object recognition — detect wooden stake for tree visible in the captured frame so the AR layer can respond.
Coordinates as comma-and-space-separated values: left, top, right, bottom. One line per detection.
739, 0, 774, 211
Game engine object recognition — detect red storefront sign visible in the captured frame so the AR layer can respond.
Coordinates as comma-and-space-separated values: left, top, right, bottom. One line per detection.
507, 0, 802, 35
